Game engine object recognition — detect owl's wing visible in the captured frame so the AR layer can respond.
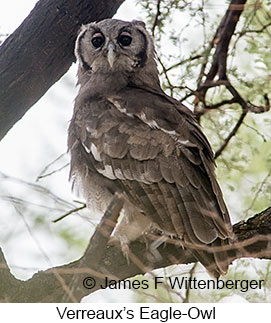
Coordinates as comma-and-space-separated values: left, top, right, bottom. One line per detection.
72, 87, 233, 275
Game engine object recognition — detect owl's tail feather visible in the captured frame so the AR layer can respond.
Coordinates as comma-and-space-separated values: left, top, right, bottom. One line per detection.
191, 238, 231, 278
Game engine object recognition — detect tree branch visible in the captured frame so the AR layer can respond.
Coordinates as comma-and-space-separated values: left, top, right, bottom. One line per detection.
0, 0, 125, 141
202, 0, 247, 83
194, 0, 248, 119
1, 206, 271, 302
151, 0, 162, 36
193, 0, 270, 158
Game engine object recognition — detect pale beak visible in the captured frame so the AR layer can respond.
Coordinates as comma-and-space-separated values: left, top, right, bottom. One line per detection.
107, 42, 116, 68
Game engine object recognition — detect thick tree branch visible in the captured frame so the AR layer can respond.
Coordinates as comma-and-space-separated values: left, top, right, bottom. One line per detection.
1, 206, 271, 303
0, 0, 124, 141
194, 0, 247, 119
207, 0, 246, 84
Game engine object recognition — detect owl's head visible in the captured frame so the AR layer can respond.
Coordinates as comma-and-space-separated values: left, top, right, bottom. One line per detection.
75, 19, 159, 86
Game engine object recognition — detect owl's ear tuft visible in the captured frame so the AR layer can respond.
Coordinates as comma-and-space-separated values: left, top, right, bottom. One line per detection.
77, 24, 87, 36
77, 22, 97, 36
132, 20, 146, 29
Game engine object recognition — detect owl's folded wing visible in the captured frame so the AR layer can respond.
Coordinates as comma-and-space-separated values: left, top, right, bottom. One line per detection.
75, 90, 233, 248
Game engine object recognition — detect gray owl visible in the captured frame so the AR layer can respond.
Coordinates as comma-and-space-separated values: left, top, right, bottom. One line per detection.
68, 19, 233, 277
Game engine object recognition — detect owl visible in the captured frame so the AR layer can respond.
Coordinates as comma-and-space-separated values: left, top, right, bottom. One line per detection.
68, 19, 233, 277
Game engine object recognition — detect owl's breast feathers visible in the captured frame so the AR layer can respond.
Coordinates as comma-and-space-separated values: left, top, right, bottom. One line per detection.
68, 85, 233, 276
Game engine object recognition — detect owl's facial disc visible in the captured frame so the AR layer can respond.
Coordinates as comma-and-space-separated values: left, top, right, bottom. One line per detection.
76, 21, 147, 73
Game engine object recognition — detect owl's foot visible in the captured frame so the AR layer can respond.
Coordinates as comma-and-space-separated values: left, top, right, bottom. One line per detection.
108, 235, 131, 264
144, 234, 168, 262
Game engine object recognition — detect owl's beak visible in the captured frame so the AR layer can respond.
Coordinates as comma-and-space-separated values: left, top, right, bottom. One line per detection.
107, 42, 116, 68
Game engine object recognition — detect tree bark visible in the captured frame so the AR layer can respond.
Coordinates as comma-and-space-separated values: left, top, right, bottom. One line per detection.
0, 0, 124, 141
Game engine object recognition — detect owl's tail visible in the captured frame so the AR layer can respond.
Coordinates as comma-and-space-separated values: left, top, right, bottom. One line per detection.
191, 238, 232, 278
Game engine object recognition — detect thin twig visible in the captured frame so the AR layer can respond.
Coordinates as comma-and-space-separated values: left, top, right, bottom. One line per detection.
183, 263, 197, 303
235, 21, 271, 36
53, 203, 87, 223
214, 110, 247, 159
151, 0, 162, 36
165, 55, 202, 73
36, 163, 69, 181
36, 152, 67, 182
245, 169, 271, 214
157, 56, 175, 96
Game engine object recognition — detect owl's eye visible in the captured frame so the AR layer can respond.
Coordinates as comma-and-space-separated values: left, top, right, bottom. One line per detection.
91, 34, 104, 48
118, 33, 132, 47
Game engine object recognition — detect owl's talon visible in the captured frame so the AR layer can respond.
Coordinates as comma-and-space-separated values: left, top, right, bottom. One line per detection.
147, 235, 168, 262
119, 240, 131, 265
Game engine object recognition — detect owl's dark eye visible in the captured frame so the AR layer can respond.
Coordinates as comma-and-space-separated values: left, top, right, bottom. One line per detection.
91, 34, 104, 48
118, 34, 132, 47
